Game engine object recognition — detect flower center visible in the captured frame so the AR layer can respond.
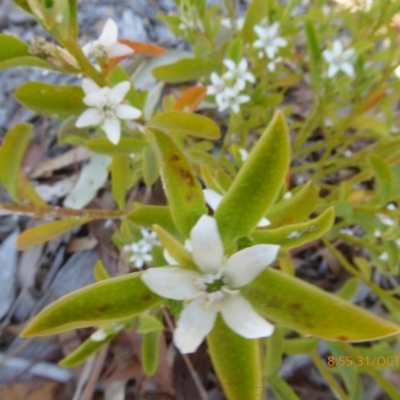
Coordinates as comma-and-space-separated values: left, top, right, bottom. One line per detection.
205, 277, 226, 293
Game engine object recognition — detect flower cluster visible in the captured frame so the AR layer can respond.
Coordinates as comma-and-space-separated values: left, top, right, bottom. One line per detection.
125, 229, 161, 269
206, 58, 254, 114
142, 215, 279, 354
253, 20, 286, 71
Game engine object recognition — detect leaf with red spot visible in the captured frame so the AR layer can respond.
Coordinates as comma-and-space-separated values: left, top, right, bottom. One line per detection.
21, 272, 162, 337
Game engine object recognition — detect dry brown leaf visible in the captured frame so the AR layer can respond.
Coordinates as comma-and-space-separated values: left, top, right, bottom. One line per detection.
0, 381, 67, 400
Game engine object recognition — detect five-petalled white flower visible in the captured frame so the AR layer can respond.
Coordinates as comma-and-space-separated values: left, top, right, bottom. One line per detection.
253, 21, 287, 59
223, 59, 255, 91
129, 242, 153, 269
75, 79, 141, 145
322, 40, 355, 78
141, 215, 279, 354
83, 18, 134, 60
203, 189, 270, 227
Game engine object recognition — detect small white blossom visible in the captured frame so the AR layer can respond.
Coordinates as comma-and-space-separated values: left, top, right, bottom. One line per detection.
253, 21, 287, 59
206, 72, 228, 99
129, 242, 153, 269
267, 56, 282, 72
76, 79, 141, 145
223, 59, 255, 91
216, 87, 250, 114
239, 148, 249, 162
322, 40, 355, 78
83, 18, 134, 59
91, 329, 107, 342
379, 252, 388, 262
283, 191, 292, 199
203, 189, 270, 227
140, 229, 161, 251
142, 215, 279, 353
220, 17, 245, 30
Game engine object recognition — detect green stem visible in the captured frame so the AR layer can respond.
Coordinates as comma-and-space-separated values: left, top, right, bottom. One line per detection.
310, 349, 349, 400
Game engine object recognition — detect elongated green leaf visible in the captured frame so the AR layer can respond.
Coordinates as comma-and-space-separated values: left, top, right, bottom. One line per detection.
142, 330, 161, 376
242, 268, 400, 342
16, 218, 91, 250
142, 145, 160, 187
13, 0, 32, 13
86, 137, 147, 154
264, 328, 284, 376
128, 205, 181, 238
268, 376, 300, 400
242, 0, 268, 42
59, 333, 116, 367
152, 58, 218, 83
227, 37, 244, 64
215, 112, 290, 245
152, 225, 196, 270
149, 111, 220, 139
0, 56, 49, 71
0, 123, 32, 202
251, 208, 334, 249
304, 21, 321, 91
207, 316, 262, 400
137, 314, 164, 334
147, 128, 207, 237
0, 33, 29, 60
368, 154, 393, 205
283, 338, 318, 355
21, 272, 162, 337
14, 82, 85, 117
111, 154, 129, 209
93, 259, 111, 281
266, 182, 318, 228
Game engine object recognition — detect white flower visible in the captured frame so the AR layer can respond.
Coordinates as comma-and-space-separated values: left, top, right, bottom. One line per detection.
253, 21, 287, 59
83, 18, 134, 59
283, 191, 292, 199
322, 40, 355, 78
222, 59, 255, 91
379, 252, 388, 262
216, 87, 250, 114
140, 229, 161, 251
239, 148, 249, 162
267, 56, 282, 72
76, 79, 141, 145
220, 17, 245, 30
90, 329, 107, 342
141, 215, 278, 353
129, 242, 153, 269
203, 189, 270, 227
206, 72, 227, 98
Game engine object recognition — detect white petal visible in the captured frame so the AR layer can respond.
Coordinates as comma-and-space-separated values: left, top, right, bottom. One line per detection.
223, 59, 236, 71
266, 45, 277, 59
332, 40, 343, 56
108, 42, 135, 58
190, 215, 224, 273
220, 295, 274, 339
340, 62, 354, 77
256, 217, 271, 227
274, 37, 287, 48
327, 64, 339, 78
322, 50, 333, 64
163, 249, 178, 265
238, 58, 247, 72
254, 25, 266, 39
108, 81, 131, 105
231, 103, 240, 114
82, 78, 100, 95
98, 18, 118, 49
173, 296, 217, 353
224, 244, 280, 287
141, 267, 201, 300
75, 108, 103, 127
101, 116, 121, 145
203, 189, 223, 211
343, 48, 355, 60
270, 22, 280, 36
244, 71, 255, 83
253, 39, 264, 49
116, 104, 142, 120
84, 89, 108, 108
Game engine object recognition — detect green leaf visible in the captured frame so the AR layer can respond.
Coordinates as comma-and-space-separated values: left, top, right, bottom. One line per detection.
86, 137, 148, 154
152, 225, 196, 270
268, 376, 300, 400
266, 182, 318, 228
304, 21, 322, 91
242, 268, 400, 342
13, 0, 32, 13
142, 145, 160, 187
59, 333, 117, 367
242, 0, 268, 42
16, 218, 91, 250
137, 314, 164, 334
283, 338, 318, 355
111, 154, 129, 209
14, 82, 85, 117
0, 55, 49, 71
152, 58, 218, 83
142, 330, 161, 376
128, 205, 181, 238
251, 207, 334, 249
207, 316, 262, 400
215, 111, 290, 245
337, 278, 359, 301
21, 272, 162, 337
368, 154, 393, 205
227, 37, 244, 63
93, 260, 111, 281
0, 123, 32, 202
147, 128, 207, 237
264, 328, 284, 376
149, 111, 220, 139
